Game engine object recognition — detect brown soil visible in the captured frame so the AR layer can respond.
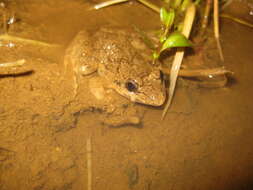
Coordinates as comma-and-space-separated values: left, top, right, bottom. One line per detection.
0, 0, 253, 190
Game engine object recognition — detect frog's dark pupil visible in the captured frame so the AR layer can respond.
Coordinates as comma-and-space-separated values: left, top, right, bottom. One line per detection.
125, 81, 138, 92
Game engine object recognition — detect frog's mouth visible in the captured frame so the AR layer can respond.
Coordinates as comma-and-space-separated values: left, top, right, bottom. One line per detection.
129, 90, 166, 106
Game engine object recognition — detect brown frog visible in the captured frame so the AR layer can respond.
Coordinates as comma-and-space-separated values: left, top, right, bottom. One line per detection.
64, 26, 166, 106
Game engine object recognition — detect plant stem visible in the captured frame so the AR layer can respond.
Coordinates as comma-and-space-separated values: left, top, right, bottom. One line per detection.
162, 3, 196, 119
201, 0, 212, 33
213, 0, 224, 61
163, 26, 170, 39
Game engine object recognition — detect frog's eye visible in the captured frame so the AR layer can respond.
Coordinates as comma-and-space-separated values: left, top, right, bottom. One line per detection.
125, 80, 138, 92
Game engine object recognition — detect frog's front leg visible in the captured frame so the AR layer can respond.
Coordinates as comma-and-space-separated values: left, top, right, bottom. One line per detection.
63, 30, 99, 96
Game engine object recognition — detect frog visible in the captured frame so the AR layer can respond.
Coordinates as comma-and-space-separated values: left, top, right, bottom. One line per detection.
63, 26, 166, 126
64, 26, 166, 106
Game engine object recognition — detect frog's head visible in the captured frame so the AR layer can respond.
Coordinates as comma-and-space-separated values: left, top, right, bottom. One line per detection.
113, 69, 166, 106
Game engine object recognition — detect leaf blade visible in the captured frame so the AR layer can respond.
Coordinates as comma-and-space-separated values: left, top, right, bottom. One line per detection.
161, 32, 192, 52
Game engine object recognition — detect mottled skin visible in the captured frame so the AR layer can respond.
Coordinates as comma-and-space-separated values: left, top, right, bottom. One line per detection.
64, 27, 166, 106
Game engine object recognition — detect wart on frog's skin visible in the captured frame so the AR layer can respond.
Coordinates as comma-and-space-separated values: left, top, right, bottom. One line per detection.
64, 26, 166, 106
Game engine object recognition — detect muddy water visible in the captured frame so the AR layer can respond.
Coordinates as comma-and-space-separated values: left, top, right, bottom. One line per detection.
0, 0, 253, 190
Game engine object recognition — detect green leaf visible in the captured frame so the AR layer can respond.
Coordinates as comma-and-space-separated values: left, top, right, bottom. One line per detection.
160, 8, 175, 28
161, 32, 192, 52
160, 8, 168, 26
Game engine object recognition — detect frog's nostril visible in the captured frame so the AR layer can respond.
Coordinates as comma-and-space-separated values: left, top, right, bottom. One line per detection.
125, 80, 138, 92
